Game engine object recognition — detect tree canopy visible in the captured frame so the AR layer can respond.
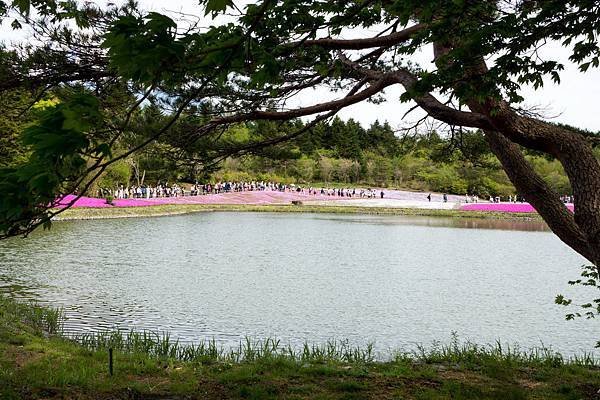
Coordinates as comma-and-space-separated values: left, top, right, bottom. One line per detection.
0, 0, 599, 266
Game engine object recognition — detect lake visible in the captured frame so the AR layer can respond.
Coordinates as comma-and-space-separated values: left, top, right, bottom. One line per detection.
0, 212, 595, 357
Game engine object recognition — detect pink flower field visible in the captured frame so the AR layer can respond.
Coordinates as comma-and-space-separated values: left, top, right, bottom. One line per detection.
56, 189, 466, 209
57, 191, 567, 214
460, 202, 574, 213
56, 191, 331, 208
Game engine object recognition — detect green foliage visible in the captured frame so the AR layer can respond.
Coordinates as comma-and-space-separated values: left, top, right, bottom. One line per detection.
202, 0, 235, 17
417, 164, 468, 194
146, 116, 572, 197
330, 117, 362, 159
221, 124, 251, 145
9, 0, 57, 17
96, 160, 131, 189
0, 295, 63, 336
202, 121, 569, 196
0, 90, 32, 167
0, 93, 108, 237
528, 156, 571, 195
556, 265, 600, 347
293, 156, 316, 182
102, 12, 185, 85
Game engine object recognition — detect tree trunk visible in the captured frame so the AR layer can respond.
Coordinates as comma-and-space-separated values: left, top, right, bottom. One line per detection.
470, 101, 600, 266
481, 129, 598, 265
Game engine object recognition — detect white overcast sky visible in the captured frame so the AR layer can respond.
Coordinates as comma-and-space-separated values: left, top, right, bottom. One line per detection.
2, 0, 600, 132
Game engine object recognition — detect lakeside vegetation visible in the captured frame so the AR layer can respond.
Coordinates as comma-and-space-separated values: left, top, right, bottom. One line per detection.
93, 117, 588, 199
2, 92, 585, 199
53, 203, 545, 222
2, 295, 600, 399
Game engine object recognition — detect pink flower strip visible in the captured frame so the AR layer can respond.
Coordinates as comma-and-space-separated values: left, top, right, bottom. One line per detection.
460, 203, 574, 213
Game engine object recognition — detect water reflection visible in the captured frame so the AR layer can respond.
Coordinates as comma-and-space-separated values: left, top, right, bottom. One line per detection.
314, 215, 549, 232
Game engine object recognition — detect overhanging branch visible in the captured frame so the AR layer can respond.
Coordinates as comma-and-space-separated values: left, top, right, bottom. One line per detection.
297, 23, 425, 50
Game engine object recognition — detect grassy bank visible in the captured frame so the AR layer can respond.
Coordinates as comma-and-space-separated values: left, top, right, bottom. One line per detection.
1, 296, 599, 399
54, 203, 544, 222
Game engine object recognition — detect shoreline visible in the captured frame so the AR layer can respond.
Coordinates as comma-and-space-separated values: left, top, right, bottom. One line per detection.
1, 295, 598, 399
53, 202, 545, 222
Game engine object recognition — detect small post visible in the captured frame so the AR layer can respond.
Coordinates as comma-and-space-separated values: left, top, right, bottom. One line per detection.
109, 348, 114, 376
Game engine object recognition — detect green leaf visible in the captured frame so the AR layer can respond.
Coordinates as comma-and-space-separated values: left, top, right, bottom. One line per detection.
11, 0, 30, 14
94, 143, 112, 158
579, 62, 590, 72
204, 0, 234, 16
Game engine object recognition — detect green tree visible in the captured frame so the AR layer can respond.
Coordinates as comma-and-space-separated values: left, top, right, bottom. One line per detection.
293, 156, 316, 183
0, 89, 32, 167
317, 155, 335, 183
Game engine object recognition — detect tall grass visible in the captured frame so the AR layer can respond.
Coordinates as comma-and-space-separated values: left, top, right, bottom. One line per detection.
0, 296, 63, 335
72, 329, 599, 367
72, 330, 375, 364
1, 295, 597, 368
401, 332, 598, 368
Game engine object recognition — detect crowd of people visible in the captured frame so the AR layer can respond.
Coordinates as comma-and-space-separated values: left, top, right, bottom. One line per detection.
97, 181, 385, 200
97, 180, 574, 204
97, 184, 186, 199
303, 187, 383, 198
468, 194, 526, 203
465, 194, 574, 204
560, 194, 574, 203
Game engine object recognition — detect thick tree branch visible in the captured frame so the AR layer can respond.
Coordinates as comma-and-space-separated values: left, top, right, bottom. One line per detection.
0, 65, 112, 94
337, 54, 493, 129
207, 76, 395, 125
297, 23, 425, 50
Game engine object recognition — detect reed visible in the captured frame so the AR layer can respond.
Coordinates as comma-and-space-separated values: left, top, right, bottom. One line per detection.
0, 296, 64, 335
406, 332, 598, 367
1, 296, 595, 368
71, 330, 376, 364
71, 329, 599, 368
3, 296, 600, 399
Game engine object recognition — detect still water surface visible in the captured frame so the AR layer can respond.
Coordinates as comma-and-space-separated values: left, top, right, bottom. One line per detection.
0, 212, 595, 356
